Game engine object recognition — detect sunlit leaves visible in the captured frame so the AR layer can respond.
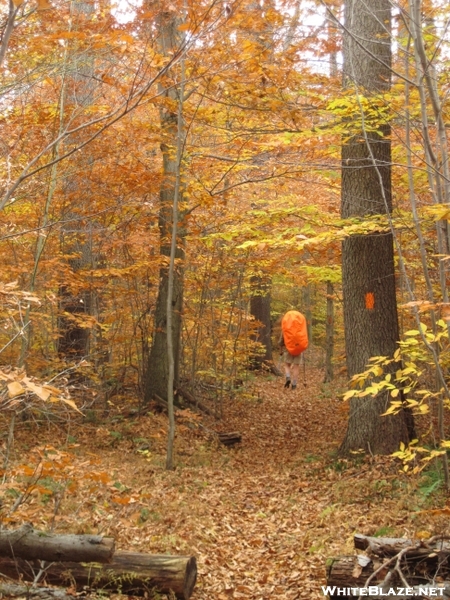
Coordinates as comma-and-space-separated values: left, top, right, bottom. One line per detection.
11, 0, 51, 10
36, 0, 52, 9
0, 368, 82, 413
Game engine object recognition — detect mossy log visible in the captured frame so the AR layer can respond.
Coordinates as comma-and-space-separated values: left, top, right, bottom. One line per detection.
0, 551, 197, 599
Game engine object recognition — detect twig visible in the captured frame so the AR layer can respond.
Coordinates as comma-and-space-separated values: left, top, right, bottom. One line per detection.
3, 411, 16, 472
359, 542, 422, 600
0, 322, 30, 355
8, 462, 43, 515
49, 490, 64, 533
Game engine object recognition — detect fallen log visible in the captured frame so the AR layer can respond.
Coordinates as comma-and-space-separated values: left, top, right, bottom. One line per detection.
0, 550, 197, 599
176, 387, 214, 416
218, 431, 242, 446
326, 555, 375, 588
0, 523, 114, 563
0, 583, 78, 600
354, 533, 450, 557
326, 557, 450, 599
326, 534, 450, 598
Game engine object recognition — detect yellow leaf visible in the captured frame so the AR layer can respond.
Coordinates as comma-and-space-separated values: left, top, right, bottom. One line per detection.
391, 388, 399, 398
43, 384, 62, 396
416, 530, 431, 540
12, 0, 25, 6
60, 397, 84, 414
23, 378, 51, 401
7, 381, 25, 398
381, 401, 402, 416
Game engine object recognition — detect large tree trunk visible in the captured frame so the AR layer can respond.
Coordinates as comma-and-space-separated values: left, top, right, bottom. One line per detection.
144, 10, 185, 405
145, 250, 184, 403
339, 0, 410, 455
249, 276, 273, 367
0, 551, 197, 600
57, 0, 97, 360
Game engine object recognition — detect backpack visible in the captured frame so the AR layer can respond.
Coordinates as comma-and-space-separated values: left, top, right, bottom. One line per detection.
281, 310, 308, 356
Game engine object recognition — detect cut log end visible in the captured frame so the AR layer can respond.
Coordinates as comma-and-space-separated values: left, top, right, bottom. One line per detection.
182, 556, 197, 599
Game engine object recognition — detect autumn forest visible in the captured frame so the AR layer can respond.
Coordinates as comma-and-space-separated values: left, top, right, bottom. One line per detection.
1, 0, 450, 597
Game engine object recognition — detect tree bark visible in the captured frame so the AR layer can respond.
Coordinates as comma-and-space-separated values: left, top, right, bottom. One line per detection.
354, 533, 450, 557
339, 0, 411, 455
0, 524, 114, 563
326, 534, 450, 596
249, 276, 273, 368
323, 280, 334, 383
0, 583, 79, 600
326, 555, 374, 589
57, 0, 97, 360
144, 10, 185, 406
0, 551, 197, 600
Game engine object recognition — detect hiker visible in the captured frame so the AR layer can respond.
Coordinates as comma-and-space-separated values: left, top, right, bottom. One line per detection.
279, 334, 303, 389
279, 310, 308, 390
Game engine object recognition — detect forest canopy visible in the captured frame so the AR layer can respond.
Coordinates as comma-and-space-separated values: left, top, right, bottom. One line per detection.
1, 0, 450, 464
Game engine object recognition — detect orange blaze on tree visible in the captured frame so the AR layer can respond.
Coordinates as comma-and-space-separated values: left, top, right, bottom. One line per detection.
365, 292, 375, 310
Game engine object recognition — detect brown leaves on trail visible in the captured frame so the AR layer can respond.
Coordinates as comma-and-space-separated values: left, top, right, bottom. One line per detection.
0, 368, 445, 599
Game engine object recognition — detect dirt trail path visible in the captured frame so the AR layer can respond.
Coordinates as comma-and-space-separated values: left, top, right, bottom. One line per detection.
9, 368, 425, 600
186, 369, 346, 599
107, 368, 352, 600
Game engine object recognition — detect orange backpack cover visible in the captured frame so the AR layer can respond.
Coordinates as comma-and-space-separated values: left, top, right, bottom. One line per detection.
281, 310, 308, 356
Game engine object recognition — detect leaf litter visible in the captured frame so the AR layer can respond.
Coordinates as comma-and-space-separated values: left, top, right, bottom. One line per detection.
2, 368, 449, 599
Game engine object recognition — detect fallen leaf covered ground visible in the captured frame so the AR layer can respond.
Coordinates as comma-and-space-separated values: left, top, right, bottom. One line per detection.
2, 368, 449, 599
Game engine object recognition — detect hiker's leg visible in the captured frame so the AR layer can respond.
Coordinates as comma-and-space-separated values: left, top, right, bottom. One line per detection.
284, 361, 292, 387
291, 363, 300, 389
